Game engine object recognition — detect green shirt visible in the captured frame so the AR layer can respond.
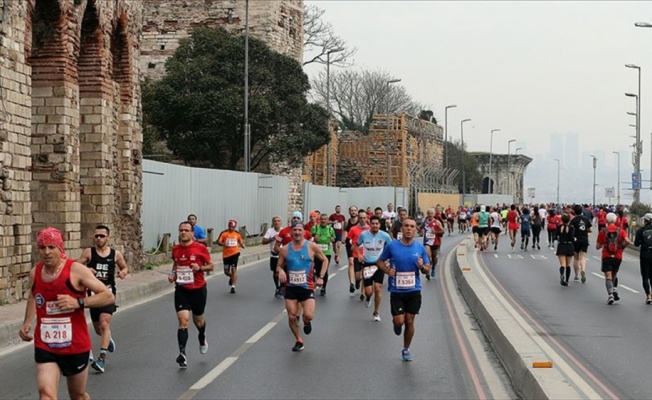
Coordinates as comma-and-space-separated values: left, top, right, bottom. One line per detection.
311, 225, 335, 255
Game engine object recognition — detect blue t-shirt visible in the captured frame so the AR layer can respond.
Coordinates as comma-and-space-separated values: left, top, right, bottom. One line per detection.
285, 241, 314, 290
379, 240, 430, 293
193, 225, 207, 240
357, 230, 392, 264
520, 215, 532, 231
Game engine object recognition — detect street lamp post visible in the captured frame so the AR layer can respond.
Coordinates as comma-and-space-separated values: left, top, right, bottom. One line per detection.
635, 23, 652, 191
444, 105, 457, 169
590, 155, 597, 205
243, 0, 250, 172
489, 128, 500, 194
385, 79, 401, 186
460, 118, 472, 203
554, 159, 560, 204
625, 63, 641, 202
515, 147, 523, 155
613, 151, 620, 204
325, 49, 342, 186
507, 139, 516, 199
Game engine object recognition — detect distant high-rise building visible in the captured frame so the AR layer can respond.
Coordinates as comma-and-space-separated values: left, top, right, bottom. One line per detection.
549, 133, 563, 161
565, 133, 579, 169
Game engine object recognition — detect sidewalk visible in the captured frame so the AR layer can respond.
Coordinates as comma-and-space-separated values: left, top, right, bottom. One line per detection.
0, 245, 270, 351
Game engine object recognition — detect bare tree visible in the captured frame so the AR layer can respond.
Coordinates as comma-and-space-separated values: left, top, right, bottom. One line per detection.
303, 4, 357, 67
311, 68, 423, 131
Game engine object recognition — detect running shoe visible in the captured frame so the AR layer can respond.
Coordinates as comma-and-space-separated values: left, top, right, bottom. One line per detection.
393, 324, 402, 336
560, 276, 568, 287
365, 297, 372, 308
303, 322, 312, 335
200, 339, 208, 354
349, 283, 355, 293
176, 353, 188, 368
91, 358, 105, 373
274, 288, 283, 298
373, 312, 381, 322
291, 341, 304, 352
581, 271, 586, 283
230, 286, 236, 294
355, 280, 361, 290
425, 274, 430, 281
573, 276, 579, 281
646, 294, 652, 305
607, 295, 615, 305
613, 290, 620, 301
401, 348, 413, 362
320, 287, 326, 297
520, 243, 524, 250
108, 337, 116, 353
537, 244, 541, 250
359, 293, 365, 302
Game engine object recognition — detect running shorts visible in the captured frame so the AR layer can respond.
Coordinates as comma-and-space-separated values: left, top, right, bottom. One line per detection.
362, 263, 384, 287
223, 253, 240, 272
601, 258, 622, 273
390, 291, 422, 316
35, 348, 90, 377
90, 303, 117, 322
174, 285, 207, 315
573, 238, 589, 253
490, 227, 502, 235
284, 286, 315, 302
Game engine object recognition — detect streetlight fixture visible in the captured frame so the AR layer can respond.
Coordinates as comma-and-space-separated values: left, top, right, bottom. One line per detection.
489, 128, 500, 194
554, 159, 560, 204
590, 155, 597, 205
626, 70, 641, 202
515, 147, 523, 155
386, 79, 402, 186
507, 139, 516, 199
635, 23, 652, 191
444, 105, 457, 169
460, 118, 472, 202
243, 0, 250, 172
325, 48, 343, 186
613, 151, 620, 204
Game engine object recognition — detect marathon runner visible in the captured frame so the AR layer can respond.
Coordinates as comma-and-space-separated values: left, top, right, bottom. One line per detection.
311, 213, 336, 296
262, 216, 283, 297
329, 205, 346, 264
216, 220, 245, 294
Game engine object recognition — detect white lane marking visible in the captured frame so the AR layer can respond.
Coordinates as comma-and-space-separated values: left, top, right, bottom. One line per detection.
591, 272, 603, 279
530, 255, 547, 260
620, 284, 639, 294
329, 273, 337, 279
338, 265, 348, 271
493, 254, 499, 258
245, 322, 277, 344
507, 254, 523, 259
189, 357, 238, 390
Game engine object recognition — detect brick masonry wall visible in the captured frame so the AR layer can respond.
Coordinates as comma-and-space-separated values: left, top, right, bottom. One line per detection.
0, 0, 143, 302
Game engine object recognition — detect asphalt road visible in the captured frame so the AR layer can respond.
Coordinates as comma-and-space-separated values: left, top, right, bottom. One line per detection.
478, 231, 652, 400
0, 235, 514, 400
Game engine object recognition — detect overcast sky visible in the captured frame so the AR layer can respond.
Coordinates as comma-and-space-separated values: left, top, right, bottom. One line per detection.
305, 1, 652, 177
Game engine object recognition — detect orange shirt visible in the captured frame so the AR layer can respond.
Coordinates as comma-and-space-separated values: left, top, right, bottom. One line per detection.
218, 230, 243, 258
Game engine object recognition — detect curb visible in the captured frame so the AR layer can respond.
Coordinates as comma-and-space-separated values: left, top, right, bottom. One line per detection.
0, 248, 270, 351
454, 239, 586, 399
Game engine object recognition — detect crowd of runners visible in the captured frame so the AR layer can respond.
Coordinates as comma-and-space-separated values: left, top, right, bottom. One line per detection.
17, 201, 652, 399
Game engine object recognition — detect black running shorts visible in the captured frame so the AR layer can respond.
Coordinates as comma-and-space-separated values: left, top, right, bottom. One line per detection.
90, 303, 117, 322
223, 253, 240, 272
284, 286, 314, 302
35, 348, 90, 377
573, 238, 589, 253
362, 263, 385, 287
174, 285, 207, 315
390, 291, 422, 316
601, 258, 622, 273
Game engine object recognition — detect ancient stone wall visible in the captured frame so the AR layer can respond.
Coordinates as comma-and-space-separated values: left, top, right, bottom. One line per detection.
141, 0, 303, 81
0, 0, 143, 302
336, 113, 443, 188
473, 153, 532, 204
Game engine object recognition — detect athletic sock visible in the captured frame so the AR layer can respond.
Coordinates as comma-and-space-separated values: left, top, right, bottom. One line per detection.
99, 348, 107, 360
273, 274, 279, 289
614, 277, 619, 289
198, 322, 206, 344
565, 266, 571, 282
559, 266, 564, 278
177, 328, 189, 353
606, 279, 613, 295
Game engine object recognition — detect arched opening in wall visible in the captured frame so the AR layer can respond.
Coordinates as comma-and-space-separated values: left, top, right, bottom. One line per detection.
110, 11, 135, 217
27, 0, 71, 243
482, 177, 494, 194
78, 0, 111, 248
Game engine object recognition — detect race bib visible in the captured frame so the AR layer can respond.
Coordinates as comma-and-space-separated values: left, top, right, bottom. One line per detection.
396, 272, 416, 289
176, 267, 195, 285
319, 244, 329, 251
45, 301, 70, 316
397, 233, 403, 240
333, 222, 342, 230
41, 317, 72, 348
425, 231, 435, 239
226, 238, 237, 247
363, 265, 378, 279
289, 270, 307, 285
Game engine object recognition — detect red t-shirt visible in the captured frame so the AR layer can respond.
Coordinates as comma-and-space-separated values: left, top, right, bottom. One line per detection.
596, 225, 628, 260
33, 259, 92, 354
547, 215, 559, 230
329, 213, 346, 233
278, 226, 312, 246
172, 241, 212, 289
507, 210, 519, 230
597, 210, 607, 225
615, 216, 629, 230
347, 224, 370, 257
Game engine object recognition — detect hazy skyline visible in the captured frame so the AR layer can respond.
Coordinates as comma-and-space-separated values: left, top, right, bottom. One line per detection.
305, 1, 652, 202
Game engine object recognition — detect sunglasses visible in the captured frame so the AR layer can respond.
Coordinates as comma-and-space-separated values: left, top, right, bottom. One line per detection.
94, 234, 107, 239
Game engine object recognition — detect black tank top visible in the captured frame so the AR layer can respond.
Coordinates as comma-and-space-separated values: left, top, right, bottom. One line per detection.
89, 248, 117, 294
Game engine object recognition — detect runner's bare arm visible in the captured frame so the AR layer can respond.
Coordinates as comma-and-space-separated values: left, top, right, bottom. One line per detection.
115, 250, 128, 279
67, 262, 114, 309
276, 247, 288, 283
19, 268, 36, 341
76, 248, 91, 267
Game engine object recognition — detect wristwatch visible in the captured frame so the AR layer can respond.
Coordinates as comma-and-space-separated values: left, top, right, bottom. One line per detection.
77, 298, 85, 309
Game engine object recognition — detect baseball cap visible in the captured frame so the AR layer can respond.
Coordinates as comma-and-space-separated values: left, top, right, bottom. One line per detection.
228, 219, 237, 227
291, 211, 303, 220
644, 213, 652, 222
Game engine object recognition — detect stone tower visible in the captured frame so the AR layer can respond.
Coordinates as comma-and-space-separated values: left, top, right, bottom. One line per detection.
140, 0, 305, 212
0, 0, 144, 301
